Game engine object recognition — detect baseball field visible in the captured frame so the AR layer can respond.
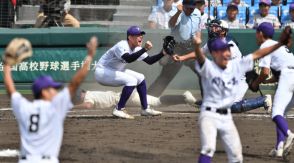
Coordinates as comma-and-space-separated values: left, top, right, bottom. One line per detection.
0, 91, 293, 163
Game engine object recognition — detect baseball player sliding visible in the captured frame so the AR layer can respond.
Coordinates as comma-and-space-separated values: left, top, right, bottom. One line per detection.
74, 90, 197, 109
175, 26, 291, 162
95, 26, 168, 119
250, 22, 294, 160
174, 19, 272, 114
3, 37, 98, 163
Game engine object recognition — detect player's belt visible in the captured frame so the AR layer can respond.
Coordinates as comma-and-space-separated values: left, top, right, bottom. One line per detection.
288, 66, 294, 69
20, 155, 51, 160
205, 107, 229, 115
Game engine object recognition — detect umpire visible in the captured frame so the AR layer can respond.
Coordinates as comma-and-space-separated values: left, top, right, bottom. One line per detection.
148, 0, 204, 97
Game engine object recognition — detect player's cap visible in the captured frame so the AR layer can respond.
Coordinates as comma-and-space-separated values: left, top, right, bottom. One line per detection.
127, 26, 145, 36
290, 3, 294, 11
208, 38, 233, 52
256, 22, 275, 38
259, 0, 270, 6
227, 3, 238, 11
32, 75, 62, 99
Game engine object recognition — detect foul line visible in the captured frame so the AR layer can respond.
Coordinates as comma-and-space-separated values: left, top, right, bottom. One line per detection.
1, 108, 294, 119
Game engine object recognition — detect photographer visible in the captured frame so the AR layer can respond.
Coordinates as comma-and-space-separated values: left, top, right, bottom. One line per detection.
34, 0, 80, 28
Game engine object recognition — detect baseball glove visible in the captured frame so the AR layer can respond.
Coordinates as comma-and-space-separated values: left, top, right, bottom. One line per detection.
3, 38, 33, 66
163, 36, 176, 55
245, 70, 259, 92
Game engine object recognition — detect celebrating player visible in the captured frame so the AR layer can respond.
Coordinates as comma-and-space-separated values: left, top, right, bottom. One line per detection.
174, 19, 272, 114
148, 0, 203, 97
187, 27, 290, 162
3, 37, 98, 163
74, 90, 196, 109
250, 22, 294, 160
95, 26, 166, 119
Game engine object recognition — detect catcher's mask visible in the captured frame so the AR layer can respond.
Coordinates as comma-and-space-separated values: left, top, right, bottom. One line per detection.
207, 19, 229, 39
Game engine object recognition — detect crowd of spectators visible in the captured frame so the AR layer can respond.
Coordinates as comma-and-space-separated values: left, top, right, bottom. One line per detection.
148, 0, 294, 30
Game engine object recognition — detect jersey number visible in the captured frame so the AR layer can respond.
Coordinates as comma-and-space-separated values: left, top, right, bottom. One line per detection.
29, 114, 40, 133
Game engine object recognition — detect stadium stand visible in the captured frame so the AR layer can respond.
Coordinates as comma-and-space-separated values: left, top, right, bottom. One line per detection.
281, 5, 290, 24
15, 0, 155, 28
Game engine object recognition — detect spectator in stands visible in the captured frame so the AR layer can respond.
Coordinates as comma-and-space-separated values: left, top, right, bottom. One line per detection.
271, 0, 281, 6
35, 0, 80, 28
200, 2, 213, 29
230, 0, 249, 7
205, 0, 222, 7
282, 4, 294, 28
223, 4, 246, 28
148, 0, 177, 29
246, 0, 280, 29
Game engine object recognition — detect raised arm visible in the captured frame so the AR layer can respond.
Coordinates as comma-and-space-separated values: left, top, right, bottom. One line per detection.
3, 65, 16, 97
252, 26, 292, 60
193, 32, 206, 65
169, 4, 182, 28
68, 37, 98, 98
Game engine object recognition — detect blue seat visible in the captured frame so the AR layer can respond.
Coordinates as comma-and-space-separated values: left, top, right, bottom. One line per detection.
269, 6, 278, 16
205, 7, 215, 17
217, 6, 227, 19
248, 6, 259, 19
222, 0, 231, 5
244, 0, 253, 6
281, 5, 290, 24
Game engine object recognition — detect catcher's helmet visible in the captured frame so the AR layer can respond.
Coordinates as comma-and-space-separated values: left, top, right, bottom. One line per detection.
207, 19, 229, 39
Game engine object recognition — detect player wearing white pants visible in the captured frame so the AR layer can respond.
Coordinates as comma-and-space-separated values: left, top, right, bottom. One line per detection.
251, 23, 294, 160
95, 26, 165, 119
3, 37, 98, 163
174, 27, 289, 162
175, 19, 272, 113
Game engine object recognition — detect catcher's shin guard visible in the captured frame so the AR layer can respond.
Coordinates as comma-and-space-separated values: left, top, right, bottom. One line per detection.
231, 96, 266, 113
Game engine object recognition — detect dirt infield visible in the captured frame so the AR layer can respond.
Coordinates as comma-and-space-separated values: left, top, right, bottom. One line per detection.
0, 94, 293, 163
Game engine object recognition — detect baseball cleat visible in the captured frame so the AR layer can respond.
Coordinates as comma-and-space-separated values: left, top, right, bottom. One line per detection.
141, 106, 162, 116
112, 107, 134, 119
283, 133, 294, 160
264, 94, 272, 114
183, 91, 197, 106
269, 142, 284, 158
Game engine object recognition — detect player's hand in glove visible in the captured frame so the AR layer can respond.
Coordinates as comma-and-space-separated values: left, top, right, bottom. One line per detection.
279, 26, 292, 46
163, 36, 176, 55
245, 70, 259, 92
3, 38, 33, 66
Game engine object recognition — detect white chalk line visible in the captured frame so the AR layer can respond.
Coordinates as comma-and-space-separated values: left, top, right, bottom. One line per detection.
0, 149, 19, 157
2, 107, 294, 119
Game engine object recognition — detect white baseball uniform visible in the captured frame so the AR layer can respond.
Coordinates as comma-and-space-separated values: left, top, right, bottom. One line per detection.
95, 40, 148, 87
202, 39, 248, 102
258, 39, 294, 118
83, 91, 161, 108
11, 88, 73, 163
195, 54, 254, 162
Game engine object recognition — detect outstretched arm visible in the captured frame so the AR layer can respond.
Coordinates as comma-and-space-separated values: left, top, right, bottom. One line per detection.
68, 37, 98, 98
252, 26, 292, 60
3, 65, 16, 97
143, 50, 167, 65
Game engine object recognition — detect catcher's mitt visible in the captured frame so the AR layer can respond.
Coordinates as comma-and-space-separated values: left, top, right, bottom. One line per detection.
3, 38, 33, 66
163, 36, 176, 55
245, 70, 259, 92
